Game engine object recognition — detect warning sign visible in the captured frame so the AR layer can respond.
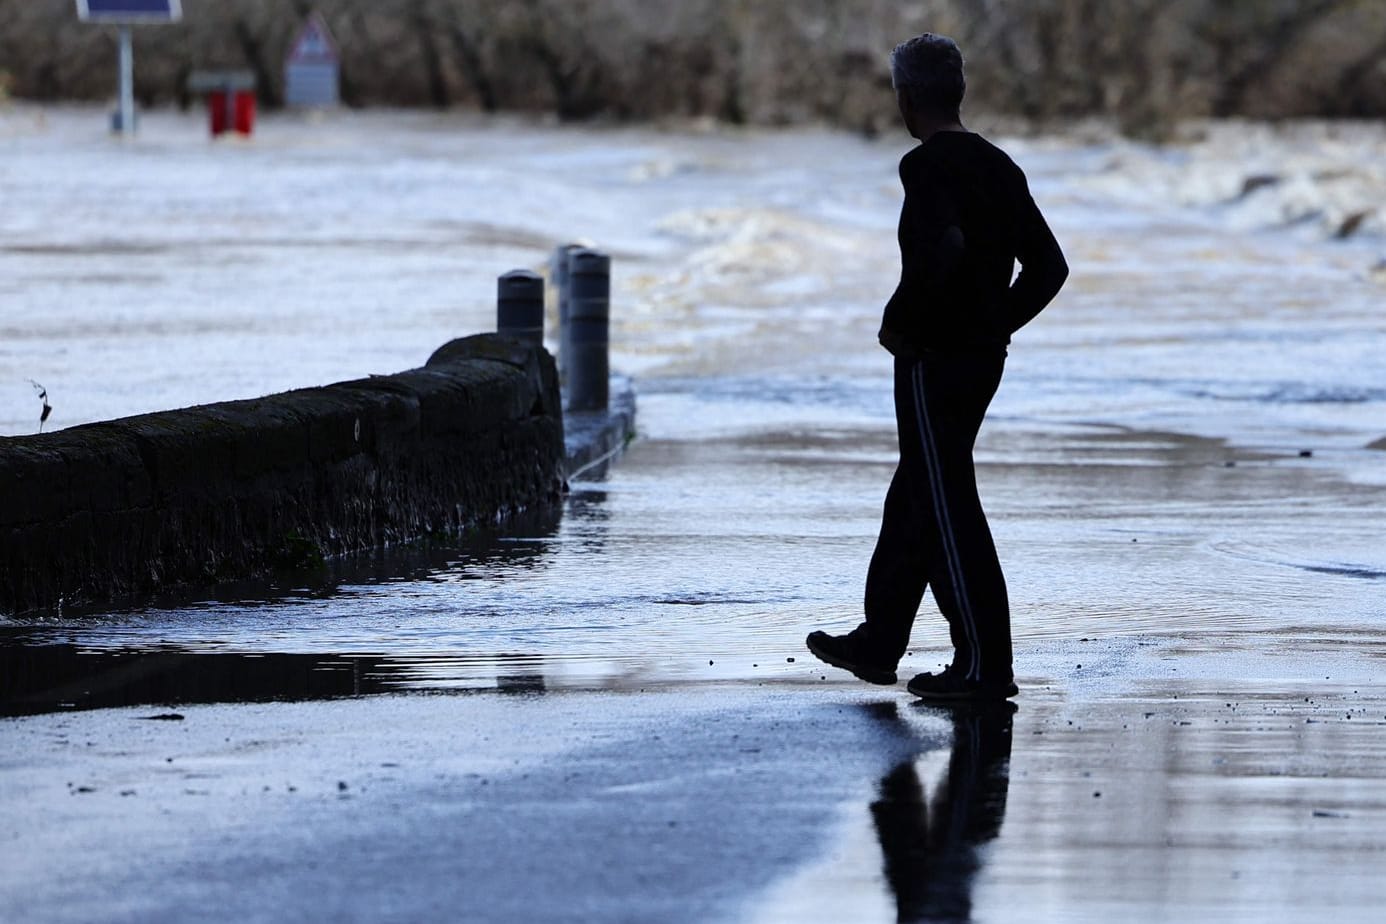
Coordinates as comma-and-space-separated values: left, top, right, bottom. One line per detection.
284, 12, 340, 108
286, 13, 339, 66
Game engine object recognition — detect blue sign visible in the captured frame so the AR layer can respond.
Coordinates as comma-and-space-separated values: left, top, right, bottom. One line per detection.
76, 0, 182, 23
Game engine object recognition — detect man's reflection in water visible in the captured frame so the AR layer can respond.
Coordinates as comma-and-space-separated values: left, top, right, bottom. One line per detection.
869, 701, 1015, 923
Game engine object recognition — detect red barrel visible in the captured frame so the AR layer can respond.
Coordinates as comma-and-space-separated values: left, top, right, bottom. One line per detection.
208, 89, 256, 137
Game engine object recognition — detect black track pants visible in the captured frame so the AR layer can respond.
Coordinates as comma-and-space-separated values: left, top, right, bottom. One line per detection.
863, 351, 1012, 682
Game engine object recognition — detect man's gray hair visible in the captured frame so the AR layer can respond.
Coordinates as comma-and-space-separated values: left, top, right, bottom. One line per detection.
890, 33, 965, 118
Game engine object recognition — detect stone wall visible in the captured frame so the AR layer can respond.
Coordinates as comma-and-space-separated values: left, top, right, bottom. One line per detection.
0, 334, 564, 617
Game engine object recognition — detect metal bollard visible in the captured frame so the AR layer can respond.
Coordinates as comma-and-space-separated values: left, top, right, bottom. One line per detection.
550, 243, 583, 378
566, 249, 610, 412
496, 269, 545, 346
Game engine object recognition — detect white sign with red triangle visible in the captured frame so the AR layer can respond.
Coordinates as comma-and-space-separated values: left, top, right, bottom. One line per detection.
287, 14, 338, 65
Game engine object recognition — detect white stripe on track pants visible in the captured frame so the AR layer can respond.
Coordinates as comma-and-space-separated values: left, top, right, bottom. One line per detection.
862, 350, 1013, 683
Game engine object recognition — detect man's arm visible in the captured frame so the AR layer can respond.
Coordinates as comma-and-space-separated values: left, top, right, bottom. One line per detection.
880, 156, 963, 353
1004, 186, 1068, 335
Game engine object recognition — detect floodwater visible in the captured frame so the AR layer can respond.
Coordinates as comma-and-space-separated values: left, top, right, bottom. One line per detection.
3, 106, 1386, 921
1, 107, 1382, 688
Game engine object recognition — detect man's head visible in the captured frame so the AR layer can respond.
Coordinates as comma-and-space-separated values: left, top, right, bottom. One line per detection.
890, 33, 965, 124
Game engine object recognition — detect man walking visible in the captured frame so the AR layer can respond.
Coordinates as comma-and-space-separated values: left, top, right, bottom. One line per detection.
807, 33, 1069, 702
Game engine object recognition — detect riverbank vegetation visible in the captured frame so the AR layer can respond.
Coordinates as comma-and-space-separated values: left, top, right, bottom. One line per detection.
1, 0, 1383, 136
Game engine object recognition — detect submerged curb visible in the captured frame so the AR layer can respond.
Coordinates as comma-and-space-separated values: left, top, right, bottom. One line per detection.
564, 374, 637, 482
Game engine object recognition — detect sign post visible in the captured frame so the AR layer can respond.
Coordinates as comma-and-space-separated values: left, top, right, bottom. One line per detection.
75, 1, 183, 136
117, 25, 134, 135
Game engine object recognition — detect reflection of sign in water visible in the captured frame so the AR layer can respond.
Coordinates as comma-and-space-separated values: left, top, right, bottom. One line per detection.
284, 12, 340, 108
76, 0, 182, 23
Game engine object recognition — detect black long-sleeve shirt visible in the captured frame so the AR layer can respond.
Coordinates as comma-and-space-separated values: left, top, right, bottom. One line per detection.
881, 132, 1068, 353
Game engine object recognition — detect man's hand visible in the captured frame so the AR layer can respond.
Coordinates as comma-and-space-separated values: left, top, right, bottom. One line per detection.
878, 327, 915, 358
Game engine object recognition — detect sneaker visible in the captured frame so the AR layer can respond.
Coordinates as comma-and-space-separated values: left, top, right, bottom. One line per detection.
906, 665, 1018, 702
805, 627, 898, 685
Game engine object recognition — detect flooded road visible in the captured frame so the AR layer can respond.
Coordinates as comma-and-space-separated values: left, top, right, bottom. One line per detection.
3, 403, 1382, 701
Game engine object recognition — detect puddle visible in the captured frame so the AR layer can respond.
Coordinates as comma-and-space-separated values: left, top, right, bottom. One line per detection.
0, 645, 406, 717
0, 641, 565, 717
